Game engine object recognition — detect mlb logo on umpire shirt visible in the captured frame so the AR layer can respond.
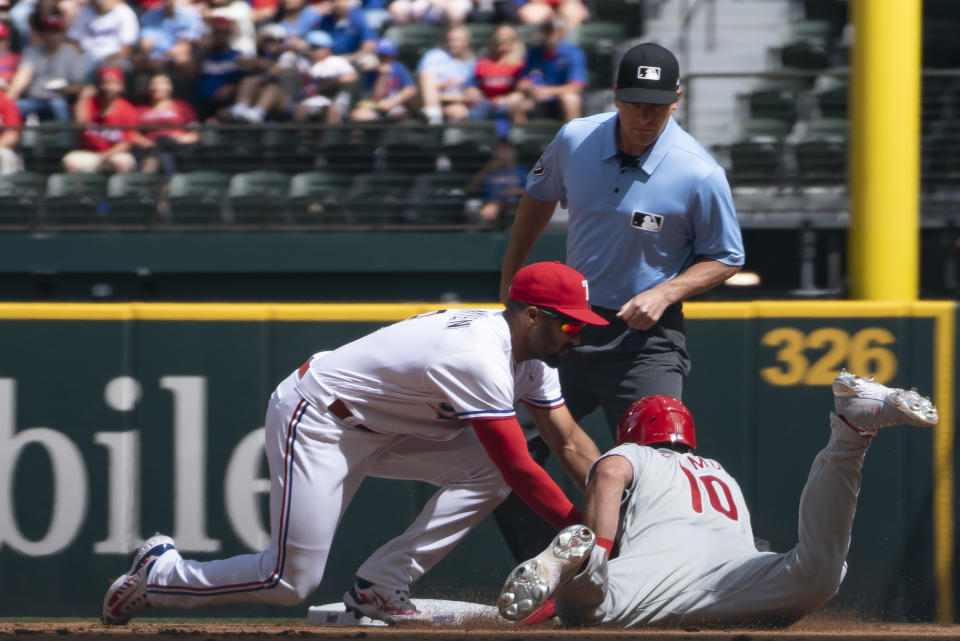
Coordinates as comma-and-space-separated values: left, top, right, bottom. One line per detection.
637, 66, 661, 80
632, 211, 663, 232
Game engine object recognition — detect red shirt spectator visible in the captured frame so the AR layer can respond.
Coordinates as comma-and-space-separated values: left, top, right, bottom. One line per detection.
0, 89, 23, 128
474, 57, 524, 99
78, 91, 139, 151
138, 99, 197, 140
0, 22, 21, 88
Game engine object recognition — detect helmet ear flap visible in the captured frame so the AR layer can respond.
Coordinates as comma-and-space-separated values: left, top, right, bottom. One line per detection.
616, 395, 696, 450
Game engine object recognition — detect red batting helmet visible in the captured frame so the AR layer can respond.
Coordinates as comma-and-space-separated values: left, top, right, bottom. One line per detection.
616, 395, 696, 449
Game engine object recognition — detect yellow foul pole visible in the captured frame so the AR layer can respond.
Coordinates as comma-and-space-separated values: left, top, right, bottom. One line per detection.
848, 0, 921, 300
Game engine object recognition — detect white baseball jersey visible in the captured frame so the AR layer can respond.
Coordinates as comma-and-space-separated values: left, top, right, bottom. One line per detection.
295, 309, 564, 440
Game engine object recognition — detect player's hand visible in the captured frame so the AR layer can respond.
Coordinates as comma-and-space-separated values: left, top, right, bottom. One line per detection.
617, 290, 672, 331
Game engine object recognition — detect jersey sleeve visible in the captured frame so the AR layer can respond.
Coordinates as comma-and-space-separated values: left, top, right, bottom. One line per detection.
525, 125, 567, 204
395, 61, 414, 88
425, 350, 516, 421
586, 443, 646, 502
516, 361, 564, 410
689, 165, 745, 266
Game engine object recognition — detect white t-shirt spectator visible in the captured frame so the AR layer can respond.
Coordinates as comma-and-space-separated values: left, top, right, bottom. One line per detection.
209, 1, 257, 57
68, 2, 140, 64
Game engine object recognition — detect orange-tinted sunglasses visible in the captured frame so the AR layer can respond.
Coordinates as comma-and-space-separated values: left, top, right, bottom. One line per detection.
538, 307, 586, 336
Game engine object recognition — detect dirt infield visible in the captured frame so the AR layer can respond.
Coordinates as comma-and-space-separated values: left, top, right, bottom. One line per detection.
3, 618, 960, 641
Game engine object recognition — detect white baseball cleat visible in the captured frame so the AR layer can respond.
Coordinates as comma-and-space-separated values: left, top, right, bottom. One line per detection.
101, 534, 177, 625
496, 524, 595, 622
833, 370, 938, 437
342, 578, 430, 625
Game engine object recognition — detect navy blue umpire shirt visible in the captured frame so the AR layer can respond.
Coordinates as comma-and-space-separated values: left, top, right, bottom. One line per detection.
525, 113, 745, 310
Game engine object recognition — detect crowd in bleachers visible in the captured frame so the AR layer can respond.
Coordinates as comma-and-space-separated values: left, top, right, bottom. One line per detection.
0, 0, 633, 179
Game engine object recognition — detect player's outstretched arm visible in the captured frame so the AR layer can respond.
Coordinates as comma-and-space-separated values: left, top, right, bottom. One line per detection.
584, 455, 633, 541
499, 192, 558, 304
471, 416, 582, 529
527, 403, 602, 490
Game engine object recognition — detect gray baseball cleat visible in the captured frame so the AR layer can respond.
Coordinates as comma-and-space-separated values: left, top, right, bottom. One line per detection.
101, 534, 177, 625
496, 524, 595, 622
833, 370, 938, 436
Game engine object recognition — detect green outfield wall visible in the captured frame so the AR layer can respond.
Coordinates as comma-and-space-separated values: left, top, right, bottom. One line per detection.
0, 302, 954, 622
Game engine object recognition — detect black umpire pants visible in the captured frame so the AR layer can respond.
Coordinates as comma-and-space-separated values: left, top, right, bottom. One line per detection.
493, 303, 691, 561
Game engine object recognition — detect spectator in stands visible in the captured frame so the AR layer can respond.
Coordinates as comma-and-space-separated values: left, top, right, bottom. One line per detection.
0, 88, 22, 174
135, 0, 204, 73
517, 0, 588, 28
62, 67, 138, 173
224, 22, 291, 118
191, 15, 248, 120
67, 0, 140, 70
416, 24, 475, 125
204, 0, 257, 57
7, 14, 86, 122
0, 22, 20, 90
387, 0, 472, 25
467, 140, 527, 226
317, 0, 376, 62
469, 23, 527, 127
518, 19, 586, 122
469, 0, 518, 24
133, 71, 198, 173
228, 29, 356, 123
349, 37, 416, 122
271, 0, 323, 50
293, 29, 356, 123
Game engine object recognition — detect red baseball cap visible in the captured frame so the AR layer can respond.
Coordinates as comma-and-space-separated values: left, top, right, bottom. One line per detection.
98, 67, 125, 82
508, 261, 609, 325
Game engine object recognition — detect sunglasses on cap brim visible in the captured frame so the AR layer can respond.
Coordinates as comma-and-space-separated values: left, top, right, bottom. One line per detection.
537, 307, 586, 336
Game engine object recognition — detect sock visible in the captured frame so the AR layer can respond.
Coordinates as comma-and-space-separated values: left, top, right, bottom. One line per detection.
597, 537, 615, 557
422, 106, 442, 125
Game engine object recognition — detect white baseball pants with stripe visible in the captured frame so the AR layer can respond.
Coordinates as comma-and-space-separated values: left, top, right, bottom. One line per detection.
558, 412, 867, 627
146, 370, 511, 607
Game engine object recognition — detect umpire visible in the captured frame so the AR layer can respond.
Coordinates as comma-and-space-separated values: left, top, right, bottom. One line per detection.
496, 42, 745, 560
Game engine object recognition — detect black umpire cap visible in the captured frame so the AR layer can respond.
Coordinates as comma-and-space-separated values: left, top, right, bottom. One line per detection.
615, 43, 680, 104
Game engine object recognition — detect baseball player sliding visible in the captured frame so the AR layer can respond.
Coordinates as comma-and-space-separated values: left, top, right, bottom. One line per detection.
101, 261, 607, 625
497, 371, 938, 627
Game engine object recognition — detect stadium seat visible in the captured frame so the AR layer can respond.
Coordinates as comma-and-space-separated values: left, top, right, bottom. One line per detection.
923, 20, 960, 69
228, 170, 292, 225
341, 171, 412, 225
261, 128, 321, 173
595, 0, 642, 36
318, 142, 378, 174
44, 172, 109, 223
0, 171, 45, 227
565, 21, 627, 48
737, 117, 793, 140
792, 118, 847, 185
812, 73, 847, 119
384, 24, 445, 70
194, 127, 260, 173
21, 126, 78, 173
106, 172, 166, 225
441, 125, 497, 174
288, 170, 353, 224
728, 138, 784, 187
465, 23, 495, 48
746, 77, 805, 124
407, 171, 473, 224
509, 120, 561, 166
168, 170, 230, 224
379, 126, 442, 174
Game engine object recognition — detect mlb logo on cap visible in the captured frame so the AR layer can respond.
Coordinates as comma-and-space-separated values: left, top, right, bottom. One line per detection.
616, 43, 680, 104
637, 66, 661, 80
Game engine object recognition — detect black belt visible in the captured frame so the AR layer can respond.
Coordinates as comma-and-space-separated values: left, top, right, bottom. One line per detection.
590, 302, 684, 328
